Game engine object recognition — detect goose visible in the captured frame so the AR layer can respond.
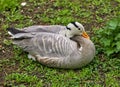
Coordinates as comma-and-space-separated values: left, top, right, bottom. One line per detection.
7, 22, 95, 69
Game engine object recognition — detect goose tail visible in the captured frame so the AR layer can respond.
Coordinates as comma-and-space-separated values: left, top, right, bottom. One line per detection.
7, 27, 27, 36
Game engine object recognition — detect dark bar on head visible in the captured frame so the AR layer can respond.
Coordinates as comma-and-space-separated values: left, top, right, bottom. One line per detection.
66, 26, 71, 30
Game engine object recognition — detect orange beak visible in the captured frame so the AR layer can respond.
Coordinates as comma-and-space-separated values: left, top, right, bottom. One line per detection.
82, 31, 90, 39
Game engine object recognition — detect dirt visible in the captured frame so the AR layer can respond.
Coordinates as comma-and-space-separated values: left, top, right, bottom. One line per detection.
0, 3, 46, 86
0, 1, 119, 86
0, 29, 13, 86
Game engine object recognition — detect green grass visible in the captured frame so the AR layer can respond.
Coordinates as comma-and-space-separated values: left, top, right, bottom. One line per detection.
0, 0, 120, 87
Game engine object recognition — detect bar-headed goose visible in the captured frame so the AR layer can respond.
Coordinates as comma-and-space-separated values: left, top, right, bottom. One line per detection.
7, 22, 95, 69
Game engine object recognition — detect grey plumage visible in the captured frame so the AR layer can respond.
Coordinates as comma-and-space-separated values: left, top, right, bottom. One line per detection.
7, 23, 95, 69
22, 25, 66, 33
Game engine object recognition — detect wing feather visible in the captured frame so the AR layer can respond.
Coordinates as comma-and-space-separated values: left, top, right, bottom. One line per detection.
22, 25, 66, 34
13, 32, 77, 58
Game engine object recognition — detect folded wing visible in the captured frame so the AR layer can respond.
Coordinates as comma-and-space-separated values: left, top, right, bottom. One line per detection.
12, 31, 77, 58
18, 25, 66, 34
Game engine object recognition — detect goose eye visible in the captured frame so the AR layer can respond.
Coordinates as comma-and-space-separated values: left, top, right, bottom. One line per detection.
78, 28, 81, 30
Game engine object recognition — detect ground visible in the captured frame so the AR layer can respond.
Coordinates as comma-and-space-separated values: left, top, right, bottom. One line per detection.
0, 0, 120, 87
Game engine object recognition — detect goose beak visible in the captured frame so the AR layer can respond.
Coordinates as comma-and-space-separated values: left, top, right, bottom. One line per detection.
82, 31, 90, 39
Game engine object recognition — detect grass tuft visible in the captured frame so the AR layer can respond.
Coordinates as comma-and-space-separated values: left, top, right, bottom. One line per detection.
0, 0, 120, 86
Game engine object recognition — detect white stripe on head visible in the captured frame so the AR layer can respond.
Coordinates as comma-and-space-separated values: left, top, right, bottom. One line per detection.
66, 22, 85, 32
75, 22, 85, 31
65, 22, 85, 38
66, 23, 77, 30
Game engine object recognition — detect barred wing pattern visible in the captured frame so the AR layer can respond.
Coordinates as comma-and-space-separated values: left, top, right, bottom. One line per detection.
13, 32, 78, 68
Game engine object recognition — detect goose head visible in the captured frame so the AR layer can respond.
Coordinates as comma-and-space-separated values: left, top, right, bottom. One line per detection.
66, 22, 90, 39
